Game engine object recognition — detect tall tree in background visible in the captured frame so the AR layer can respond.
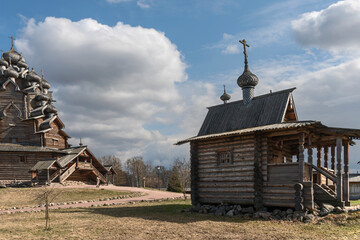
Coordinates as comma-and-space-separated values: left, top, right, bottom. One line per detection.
99, 155, 124, 186
125, 156, 146, 187
167, 166, 182, 193
173, 158, 191, 199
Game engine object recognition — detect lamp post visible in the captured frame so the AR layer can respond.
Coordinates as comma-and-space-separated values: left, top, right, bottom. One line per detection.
156, 166, 161, 190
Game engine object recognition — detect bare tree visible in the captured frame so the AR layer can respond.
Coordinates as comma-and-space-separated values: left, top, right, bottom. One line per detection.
34, 186, 61, 230
173, 158, 190, 199
125, 156, 146, 187
99, 155, 123, 185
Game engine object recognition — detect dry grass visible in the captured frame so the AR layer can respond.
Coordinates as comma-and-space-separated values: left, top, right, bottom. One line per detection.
0, 200, 359, 240
0, 187, 131, 209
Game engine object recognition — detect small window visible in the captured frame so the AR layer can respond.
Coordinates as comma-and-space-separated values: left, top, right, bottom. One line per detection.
52, 139, 59, 145
19, 156, 26, 163
217, 150, 233, 165
9, 138, 18, 143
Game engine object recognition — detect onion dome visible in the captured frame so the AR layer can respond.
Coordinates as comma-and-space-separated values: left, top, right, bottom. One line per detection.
237, 65, 259, 88
237, 39, 258, 104
35, 94, 50, 101
26, 69, 41, 83
0, 56, 8, 67
44, 104, 58, 114
3, 47, 21, 64
3, 65, 19, 78
42, 79, 51, 89
220, 85, 231, 104
17, 60, 28, 69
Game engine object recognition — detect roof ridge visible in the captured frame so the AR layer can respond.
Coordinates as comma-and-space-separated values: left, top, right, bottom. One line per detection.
208, 87, 296, 109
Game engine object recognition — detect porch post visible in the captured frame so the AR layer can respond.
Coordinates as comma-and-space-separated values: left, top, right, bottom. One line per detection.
324, 146, 329, 185
298, 133, 305, 183
343, 141, 350, 206
331, 146, 335, 171
47, 168, 50, 184
112, 174, 115, 185
317, 146, 322, 184
336, 137, 343, 202
307, 136, 313, 182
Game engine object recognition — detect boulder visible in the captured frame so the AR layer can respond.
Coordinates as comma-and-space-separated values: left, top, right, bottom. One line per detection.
215, 206, 226, 216
242, 206, 254, 214
319, 208, 329, 217
226, 209, 234, 217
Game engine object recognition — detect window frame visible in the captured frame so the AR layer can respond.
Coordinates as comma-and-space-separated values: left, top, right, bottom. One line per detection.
217, 149, 234, 166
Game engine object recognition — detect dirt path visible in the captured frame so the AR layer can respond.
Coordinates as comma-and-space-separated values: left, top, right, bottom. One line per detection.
0, 185, 186, 215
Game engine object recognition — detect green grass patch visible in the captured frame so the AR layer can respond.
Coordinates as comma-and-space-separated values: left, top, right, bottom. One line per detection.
0, 187, 132, 209
351, 199, 360, 206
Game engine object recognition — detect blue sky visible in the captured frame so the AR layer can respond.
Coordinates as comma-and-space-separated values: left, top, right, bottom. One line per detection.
1, 0, 360, 171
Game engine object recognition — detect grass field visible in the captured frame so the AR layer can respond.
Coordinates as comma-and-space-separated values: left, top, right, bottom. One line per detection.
0, 187, 132, 209
0, 200, 359, 240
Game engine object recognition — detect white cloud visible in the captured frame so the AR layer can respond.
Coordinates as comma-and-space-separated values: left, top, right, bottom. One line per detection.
106, 0, 152, 8
16, 17, 190, 166
137, 0, 151, 8
221, 44, 240, 54
292, 0, 360, 53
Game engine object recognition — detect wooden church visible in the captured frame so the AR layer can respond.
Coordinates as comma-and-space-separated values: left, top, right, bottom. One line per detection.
0, 38, 114, 185
177, 40, 360, 210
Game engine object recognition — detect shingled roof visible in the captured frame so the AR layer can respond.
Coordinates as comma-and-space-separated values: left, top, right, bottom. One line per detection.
198, 87, 296, 136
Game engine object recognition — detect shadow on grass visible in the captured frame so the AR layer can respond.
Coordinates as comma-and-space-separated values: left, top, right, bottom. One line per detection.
57, 203, 252, 224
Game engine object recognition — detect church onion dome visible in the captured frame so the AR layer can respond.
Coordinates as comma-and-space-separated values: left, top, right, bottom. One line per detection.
3, 65, 19, 78
42, 79, 51, 89
237, 65, 259, 88
0, 56, 8, 67
35, 94, 50, 101
3, 47, 21, 64
44, 104, 57, 114
26, 69, 41, 83
220, 85, 231, 103
17, 60, 28, 69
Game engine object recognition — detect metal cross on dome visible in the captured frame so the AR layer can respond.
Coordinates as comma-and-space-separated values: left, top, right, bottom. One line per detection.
239, 39, 250, 65
9, 36, 16, 48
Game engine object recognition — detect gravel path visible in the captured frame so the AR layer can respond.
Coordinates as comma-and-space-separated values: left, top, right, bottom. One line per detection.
0, 185, 186, 215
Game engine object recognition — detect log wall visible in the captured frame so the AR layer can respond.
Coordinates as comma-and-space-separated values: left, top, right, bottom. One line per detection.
195, 135, 257, 205
0, 85, 41, 146
0, 152, 53, 180
264, 163, 314, 209
44, 121, 66, 148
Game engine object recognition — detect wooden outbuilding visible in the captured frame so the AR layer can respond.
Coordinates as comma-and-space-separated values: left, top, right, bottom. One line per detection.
176, 40, 360, 210
0, 39, 109, 185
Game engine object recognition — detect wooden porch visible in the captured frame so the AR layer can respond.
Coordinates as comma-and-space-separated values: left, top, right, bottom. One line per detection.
266, 129, 355, 209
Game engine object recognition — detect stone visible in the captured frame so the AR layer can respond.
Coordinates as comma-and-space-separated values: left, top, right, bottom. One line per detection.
272, 209, 281, 216
286, 209, 293, 215
304, 213, 315, 222
322, 203, 335, 213
333, 206, 346, 214
235, 205, 242, 212
215, 206, 226, 216
241, 206, 254, 214
319, 208, 329, 217
258, 211, 271, 220
226, 210, 234, 217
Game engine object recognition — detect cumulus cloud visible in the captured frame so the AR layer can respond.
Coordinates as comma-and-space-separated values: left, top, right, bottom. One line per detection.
137, 0, 151, 8
16, 17, 190, 166
221, 44, 240, 54
292, 0, 360, 53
